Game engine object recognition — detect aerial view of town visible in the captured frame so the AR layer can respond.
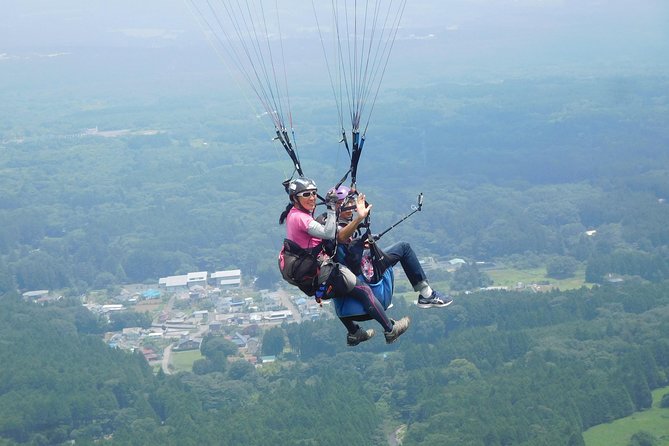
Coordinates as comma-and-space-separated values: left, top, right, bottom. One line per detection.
20, 254, 591, 375
24, 269, 328, 374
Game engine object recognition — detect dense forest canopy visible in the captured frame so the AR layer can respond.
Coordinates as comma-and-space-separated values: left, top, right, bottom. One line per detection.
1, 54, 668, 292
1, 280, 668, 445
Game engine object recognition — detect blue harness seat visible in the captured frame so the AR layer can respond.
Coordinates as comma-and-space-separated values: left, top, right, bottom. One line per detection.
333, 267, 394, 319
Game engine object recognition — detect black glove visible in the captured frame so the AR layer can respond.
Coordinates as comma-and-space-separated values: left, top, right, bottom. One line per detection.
325, 190, 338, 209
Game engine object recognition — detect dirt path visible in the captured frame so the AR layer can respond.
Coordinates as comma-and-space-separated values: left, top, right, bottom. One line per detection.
162, 344, 173, 375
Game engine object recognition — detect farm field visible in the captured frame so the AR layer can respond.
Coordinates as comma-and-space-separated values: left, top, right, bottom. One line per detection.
583, 385, 669, 446
171, 350, 203, 373
485, 266, 588, 291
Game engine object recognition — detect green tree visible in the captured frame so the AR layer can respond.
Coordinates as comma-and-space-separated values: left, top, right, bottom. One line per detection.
227, 360, 255, 380
546, 255, 579, 279
628, 431, 658, 446
200, 335, 238, 371
567, 432, 586, 446
108, 311, 152, 331
0, 260, 16, 294
261, 326, 285, 356
443, 358, 481, 383
660, 392, 669, 408
192, 358, 216, 375
14, 251, 70, 290
450, 263, 492, 291
254, 258, 280, 290
200, 335, 238, 358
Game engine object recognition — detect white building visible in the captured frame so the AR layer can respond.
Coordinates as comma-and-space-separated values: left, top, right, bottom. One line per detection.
22, 290, 49, 300
159, 275, 188, 290
159, 271, 208, 290
192, 310, 209, 320
102, 304, 124, 312
187, 271, 208, 288
211, 269, 242, 288
264, 310, 292, 321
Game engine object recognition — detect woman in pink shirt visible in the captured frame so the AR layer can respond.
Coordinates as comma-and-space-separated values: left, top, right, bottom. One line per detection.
279, 177, 410, 346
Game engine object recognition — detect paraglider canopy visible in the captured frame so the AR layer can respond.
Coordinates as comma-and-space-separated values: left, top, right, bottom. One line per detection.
186, 0, 408, 187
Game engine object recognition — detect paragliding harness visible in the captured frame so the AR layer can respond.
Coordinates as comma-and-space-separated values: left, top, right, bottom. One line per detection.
278, 239, 322, 297
278, 239, 345, 302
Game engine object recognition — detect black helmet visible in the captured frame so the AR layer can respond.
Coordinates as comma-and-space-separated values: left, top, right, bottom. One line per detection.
286, 177, 317, 197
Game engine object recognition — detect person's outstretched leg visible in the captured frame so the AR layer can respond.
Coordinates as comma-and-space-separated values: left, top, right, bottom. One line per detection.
384, 241, 453, 308
384, 242, 430, 288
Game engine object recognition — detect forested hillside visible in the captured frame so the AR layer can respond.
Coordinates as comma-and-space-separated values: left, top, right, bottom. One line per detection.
1, 72, 668, 293
0, 294, 382, 445
2, 279, 668, 445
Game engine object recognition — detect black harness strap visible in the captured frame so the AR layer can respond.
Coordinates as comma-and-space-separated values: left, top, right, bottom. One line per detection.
275, 129, 303, 177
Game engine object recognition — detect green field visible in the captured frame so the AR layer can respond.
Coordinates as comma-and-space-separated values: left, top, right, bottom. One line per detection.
395, 266, 587, 306
485, 266, 587, 291
583, 386, 669, 446
170, 350, 202, 373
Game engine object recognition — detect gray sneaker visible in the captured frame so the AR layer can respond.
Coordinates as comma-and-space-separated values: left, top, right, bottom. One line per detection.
347, 327, 375, 346
384, 317, 411, 344
417, 290, 453, 308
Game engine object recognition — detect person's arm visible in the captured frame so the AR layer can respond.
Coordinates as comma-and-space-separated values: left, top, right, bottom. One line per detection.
307, 208, 336, 240
337, 215, 365, 243
337, 194, 372, 243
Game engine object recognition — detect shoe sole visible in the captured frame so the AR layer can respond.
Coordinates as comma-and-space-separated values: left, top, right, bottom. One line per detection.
347, 331, 375, 346
385, 333, 406, 344
384, 319, 411, 344
416, 300, 453, 308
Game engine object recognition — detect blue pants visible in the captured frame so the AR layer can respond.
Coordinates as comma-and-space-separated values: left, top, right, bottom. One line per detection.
382, 242, 428, 291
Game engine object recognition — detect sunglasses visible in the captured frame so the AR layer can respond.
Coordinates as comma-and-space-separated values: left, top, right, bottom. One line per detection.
297, 190, 317, 198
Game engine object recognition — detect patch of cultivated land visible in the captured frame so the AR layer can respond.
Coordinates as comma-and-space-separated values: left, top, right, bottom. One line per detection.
583, 385, 669, 446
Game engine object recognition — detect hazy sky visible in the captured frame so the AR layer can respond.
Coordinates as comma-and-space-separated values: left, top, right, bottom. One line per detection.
2, 0, 668, 82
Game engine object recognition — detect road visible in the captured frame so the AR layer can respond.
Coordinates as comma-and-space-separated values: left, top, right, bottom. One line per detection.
154, 293, 176, 326
161, 344, 173, 375
273, 289, 302, 323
